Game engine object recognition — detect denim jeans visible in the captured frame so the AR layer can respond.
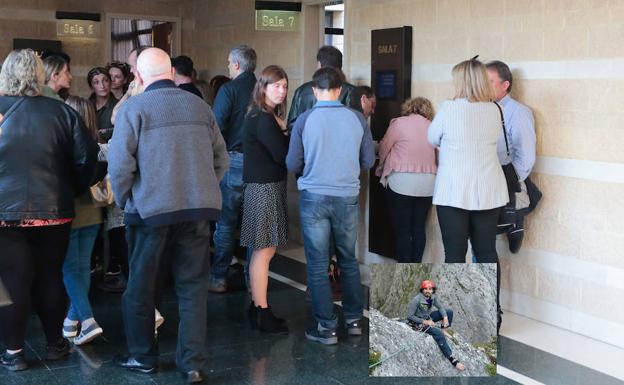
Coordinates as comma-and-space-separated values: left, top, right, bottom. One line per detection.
299, 190, 363, 330
123, 220, 211, 371
430, 309, 454, 327
425, 326, 452, 358
63, 224, 100, 321
212, 152, 250, 283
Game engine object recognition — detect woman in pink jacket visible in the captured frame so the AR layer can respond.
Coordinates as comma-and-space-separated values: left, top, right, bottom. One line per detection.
376, 98, 437, 262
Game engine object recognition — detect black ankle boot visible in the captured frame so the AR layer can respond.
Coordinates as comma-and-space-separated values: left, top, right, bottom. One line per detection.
248, 301, 258, 328
497, 307, 503, 334
257, 306, 288, 335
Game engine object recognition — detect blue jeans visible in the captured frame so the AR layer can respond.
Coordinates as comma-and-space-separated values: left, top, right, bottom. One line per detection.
299, 190, 363, 330
212, 152, 251, 283
417, 309, 454, 358
63, 224, 100, 321
123, 220, 211, 371
430, 309, 454, 327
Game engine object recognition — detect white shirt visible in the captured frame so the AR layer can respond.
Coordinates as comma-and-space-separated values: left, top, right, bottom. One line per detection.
428, 99, 509, 210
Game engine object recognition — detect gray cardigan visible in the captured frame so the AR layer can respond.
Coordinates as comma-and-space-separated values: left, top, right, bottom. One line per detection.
406, 293, 448, 324
108, 80, 229, 227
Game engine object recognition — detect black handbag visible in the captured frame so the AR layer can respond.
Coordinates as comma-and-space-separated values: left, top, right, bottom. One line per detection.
494, 102, 521, 194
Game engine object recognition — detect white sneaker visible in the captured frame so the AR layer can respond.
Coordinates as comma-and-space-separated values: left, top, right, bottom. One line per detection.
73, 322, 103, 346
63, 321, 79, 338
155, 309, 164, 332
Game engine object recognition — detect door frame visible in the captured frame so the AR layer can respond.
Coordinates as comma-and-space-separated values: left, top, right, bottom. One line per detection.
104, 12, 181, 62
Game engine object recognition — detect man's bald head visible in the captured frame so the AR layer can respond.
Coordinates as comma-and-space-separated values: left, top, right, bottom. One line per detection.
136, 48, 174, 87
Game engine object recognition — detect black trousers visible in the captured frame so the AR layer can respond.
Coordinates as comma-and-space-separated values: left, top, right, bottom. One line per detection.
385, 188, 432, 263
122, 220, 211, 372
436, 205, 501, 263
0, 223, 71, 350
108, 226, 129, 276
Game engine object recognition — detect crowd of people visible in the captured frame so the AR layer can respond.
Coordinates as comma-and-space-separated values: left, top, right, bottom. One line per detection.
0, 41, 538, 382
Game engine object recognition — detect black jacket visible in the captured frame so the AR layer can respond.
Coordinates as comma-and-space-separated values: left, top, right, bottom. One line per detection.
286, 80, 358, 131
212, 71, 257, 152
0, 96, 99, 221
179, 82, 204, 99
242, 108, 289, 183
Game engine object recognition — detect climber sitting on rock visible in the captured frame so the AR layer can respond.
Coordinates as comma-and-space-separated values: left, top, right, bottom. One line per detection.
406, 280, 465, 371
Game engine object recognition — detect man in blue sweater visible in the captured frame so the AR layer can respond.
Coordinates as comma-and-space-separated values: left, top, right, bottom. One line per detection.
108, 48, 228, 383
287, 67, 375, 345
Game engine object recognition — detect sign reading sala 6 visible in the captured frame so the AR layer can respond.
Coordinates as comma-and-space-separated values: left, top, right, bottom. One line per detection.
56, 20, 100, 38
255, 10, 300, 32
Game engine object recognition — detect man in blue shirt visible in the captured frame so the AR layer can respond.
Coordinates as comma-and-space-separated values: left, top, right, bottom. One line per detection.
209, 45, 257, 293
487, 60, 542, 335
287, 68, 375, 345
487, 60, 538, 254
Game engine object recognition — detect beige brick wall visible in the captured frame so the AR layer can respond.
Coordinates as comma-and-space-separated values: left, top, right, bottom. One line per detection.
182, 0, 305, 95
346, 0, 624, 345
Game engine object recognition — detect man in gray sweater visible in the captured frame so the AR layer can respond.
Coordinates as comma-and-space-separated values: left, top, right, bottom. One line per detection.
108, 48, 228, 383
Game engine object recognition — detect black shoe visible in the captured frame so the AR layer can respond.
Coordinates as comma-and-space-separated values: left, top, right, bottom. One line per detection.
1, 350, 28, 371
346, 320, 362, 336
98, 272, 127, 293
45, 338, 70, 361
305, 326, 338, 345
508, 228, 524, 254
113, 355, 157, 373
184, 369, 204, 383
249, 301, 286, 328
257, 306, 288, 335
497, 307, 503, 334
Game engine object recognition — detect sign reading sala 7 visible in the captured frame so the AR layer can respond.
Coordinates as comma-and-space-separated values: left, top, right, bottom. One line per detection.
255, 10, 300, 32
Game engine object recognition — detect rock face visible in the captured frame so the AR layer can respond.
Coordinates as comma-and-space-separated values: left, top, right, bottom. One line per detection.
370, 263, 497, 344
369, 309, 494, 377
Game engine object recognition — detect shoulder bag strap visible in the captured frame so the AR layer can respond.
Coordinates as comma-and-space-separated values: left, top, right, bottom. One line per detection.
493, 101, 511, 160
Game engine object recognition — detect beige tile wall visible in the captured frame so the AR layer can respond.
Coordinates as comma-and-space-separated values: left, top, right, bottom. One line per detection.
346, 0, 624, 340
182, 0, 305, 95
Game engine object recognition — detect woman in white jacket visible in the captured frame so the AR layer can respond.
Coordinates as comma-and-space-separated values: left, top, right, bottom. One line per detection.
428, 58, 508, 263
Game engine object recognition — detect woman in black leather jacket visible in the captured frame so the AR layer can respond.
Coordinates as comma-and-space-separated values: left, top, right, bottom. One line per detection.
0, 49, 98, 371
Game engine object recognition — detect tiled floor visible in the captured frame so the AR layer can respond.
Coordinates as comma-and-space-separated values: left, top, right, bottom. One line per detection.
500, 311, 624, 381
1, 254, 621, 385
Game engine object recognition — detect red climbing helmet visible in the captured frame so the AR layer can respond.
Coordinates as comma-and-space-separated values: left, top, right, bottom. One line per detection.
420, 280, 436, 290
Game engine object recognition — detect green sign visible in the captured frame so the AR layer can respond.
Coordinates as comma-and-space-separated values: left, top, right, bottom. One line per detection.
255, 10, 300, 32
56, 20, 100, 39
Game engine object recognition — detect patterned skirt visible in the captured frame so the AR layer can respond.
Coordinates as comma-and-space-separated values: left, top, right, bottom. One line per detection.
240, 180, 288, 250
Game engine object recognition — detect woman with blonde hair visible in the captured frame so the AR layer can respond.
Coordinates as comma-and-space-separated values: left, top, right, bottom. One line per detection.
0, 49, 98, 371
376, 97, 437, 263
240, 65, 290, 334
428, 57, 508, 263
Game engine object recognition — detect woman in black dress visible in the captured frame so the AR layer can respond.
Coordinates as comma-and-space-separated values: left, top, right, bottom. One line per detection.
241, 65, 290, 334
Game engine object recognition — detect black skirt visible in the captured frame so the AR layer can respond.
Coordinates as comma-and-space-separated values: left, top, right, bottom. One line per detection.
240, 181, 288, 250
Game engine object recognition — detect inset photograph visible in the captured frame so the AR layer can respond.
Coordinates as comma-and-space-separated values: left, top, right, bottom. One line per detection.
369, 263, 497, 377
